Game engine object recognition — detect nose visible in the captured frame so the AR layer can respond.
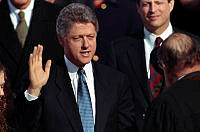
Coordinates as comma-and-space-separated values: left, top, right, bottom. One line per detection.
149, 3, 156, 13
0, 87, 4, 96
82, 36, 89, 49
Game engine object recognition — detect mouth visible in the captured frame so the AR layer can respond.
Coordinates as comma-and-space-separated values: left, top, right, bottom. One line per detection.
149, 15, 159, 20
80, 51, 90, 56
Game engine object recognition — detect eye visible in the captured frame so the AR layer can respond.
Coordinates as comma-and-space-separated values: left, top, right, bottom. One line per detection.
155, 1, 162, 5
87, 34, 96, 40
72, 36, 82, 41
142, 3, 149, 7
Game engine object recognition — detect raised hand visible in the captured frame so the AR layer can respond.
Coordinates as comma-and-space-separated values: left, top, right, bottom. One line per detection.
27, 44, 51, 97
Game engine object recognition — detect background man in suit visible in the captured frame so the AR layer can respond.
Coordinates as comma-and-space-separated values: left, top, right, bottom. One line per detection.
109, 0, 200, 131
17, 3, 137, 132
0, 0, 63, 95
144, 32, 200, 132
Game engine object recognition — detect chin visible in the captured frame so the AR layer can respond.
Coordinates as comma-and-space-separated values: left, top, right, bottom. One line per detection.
76, 60, 91, 67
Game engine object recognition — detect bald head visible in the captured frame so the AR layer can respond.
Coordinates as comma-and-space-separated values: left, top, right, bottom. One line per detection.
158, 32, 200, 72
158, 32, 200, 86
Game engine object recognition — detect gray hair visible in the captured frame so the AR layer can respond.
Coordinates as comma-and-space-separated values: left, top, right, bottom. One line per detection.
56, 3, 99, 38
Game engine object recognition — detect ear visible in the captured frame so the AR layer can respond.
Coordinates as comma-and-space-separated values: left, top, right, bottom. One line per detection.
57, 34, 64, 47
169, 0, 175, 12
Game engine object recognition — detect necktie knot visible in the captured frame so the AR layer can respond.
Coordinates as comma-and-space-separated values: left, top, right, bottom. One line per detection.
155, 37, 163, 48
18, 11, 25, 21
78, 68, 85, 76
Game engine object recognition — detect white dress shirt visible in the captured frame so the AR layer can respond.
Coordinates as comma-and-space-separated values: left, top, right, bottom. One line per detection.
64, 55, 96, 122
144, 23, 173, 78
7, 0, 35, 30
25, 55, 96, 122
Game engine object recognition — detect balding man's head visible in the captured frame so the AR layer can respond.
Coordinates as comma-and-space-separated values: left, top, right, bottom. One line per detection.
158, 32, 200, 72
158, 32, 200, 86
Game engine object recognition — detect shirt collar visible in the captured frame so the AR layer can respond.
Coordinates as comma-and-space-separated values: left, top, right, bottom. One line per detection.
144, 23, 173, 46
8, 0, 35, 15
64, 55, 93, 78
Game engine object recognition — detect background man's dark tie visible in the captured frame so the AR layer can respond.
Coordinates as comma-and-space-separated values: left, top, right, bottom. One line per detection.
150, 37, 164, 99
16, 11, 28, 48
77, 68, 94, 132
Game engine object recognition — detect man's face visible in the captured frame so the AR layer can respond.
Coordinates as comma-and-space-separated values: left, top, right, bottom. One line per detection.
137, 0, 174, 34
61, 22, 97, 67
10, 0, 31, 9
0, 71, 5, 96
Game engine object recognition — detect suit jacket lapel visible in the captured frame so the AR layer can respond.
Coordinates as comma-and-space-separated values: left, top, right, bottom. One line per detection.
127, 39, 152, 103
54, 63, 83, 132
92, 63, 111, 132
0, 0, 23, 64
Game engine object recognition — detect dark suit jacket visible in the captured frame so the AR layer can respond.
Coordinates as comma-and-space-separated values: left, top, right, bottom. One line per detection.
0, 0, 63, 95
109, 28, 200, 132
143, 71, 200, 132
16, 60, 138, 132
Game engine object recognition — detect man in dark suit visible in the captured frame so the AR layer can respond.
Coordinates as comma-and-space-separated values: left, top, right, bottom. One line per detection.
110, 0, 200, 131
0, 0, 63, 95
143, 32, 200, 132
16, 3, 138, 132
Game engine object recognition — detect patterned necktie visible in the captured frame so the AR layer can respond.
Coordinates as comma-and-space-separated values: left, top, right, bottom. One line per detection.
16, 11, 28, 48
150, 37, 163, 99
77, 68, 94, 132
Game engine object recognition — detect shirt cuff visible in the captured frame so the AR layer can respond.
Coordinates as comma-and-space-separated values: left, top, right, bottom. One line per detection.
24, 90, 38, 101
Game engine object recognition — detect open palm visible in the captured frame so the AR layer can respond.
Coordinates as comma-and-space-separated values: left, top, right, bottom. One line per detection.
28, 45, 51, 97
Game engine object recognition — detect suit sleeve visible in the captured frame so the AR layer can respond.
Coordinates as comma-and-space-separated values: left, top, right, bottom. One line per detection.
14, 91, 43, 132
13, 72, 44, 132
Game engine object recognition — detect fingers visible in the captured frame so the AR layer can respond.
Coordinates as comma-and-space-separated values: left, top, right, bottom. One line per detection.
29, 44, 43, 65
45, 60, 52, 76
29, 53, 33, 71
38, 44, 43, 62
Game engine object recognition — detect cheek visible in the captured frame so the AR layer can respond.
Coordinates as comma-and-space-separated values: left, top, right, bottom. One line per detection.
138, 9, 147, 19
91, 41, 97, 52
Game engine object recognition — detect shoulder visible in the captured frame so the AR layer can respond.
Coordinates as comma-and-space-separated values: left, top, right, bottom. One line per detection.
93, 62, 128, 80
112, 31, 144, 52
155, 79, 200, 117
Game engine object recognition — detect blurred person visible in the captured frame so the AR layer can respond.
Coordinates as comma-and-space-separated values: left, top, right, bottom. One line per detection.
16, 3, 138, 132
0, 61, 14, 132
144, 32, 200, 132
0, 0, 63, 96
109, 0, 200, 131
